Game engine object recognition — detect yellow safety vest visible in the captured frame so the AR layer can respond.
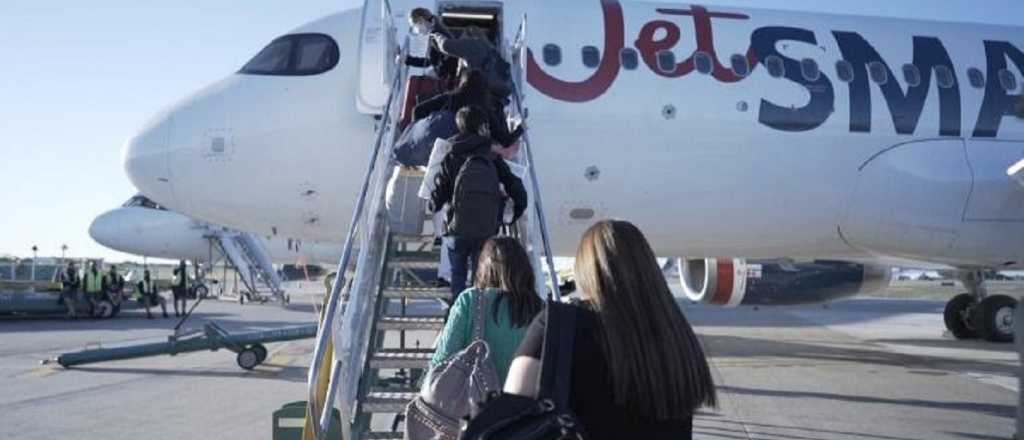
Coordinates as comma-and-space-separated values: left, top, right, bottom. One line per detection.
84, 270, 103, 293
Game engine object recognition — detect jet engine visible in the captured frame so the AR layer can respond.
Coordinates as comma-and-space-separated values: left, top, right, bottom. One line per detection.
678, 258, 891, 307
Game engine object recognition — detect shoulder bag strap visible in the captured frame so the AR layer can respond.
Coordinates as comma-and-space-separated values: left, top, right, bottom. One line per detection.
538, 300, 577, 408
471, 290, 486, 342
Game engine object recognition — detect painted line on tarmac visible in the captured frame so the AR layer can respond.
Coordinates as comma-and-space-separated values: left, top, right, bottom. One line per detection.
964, 372, 1018, 393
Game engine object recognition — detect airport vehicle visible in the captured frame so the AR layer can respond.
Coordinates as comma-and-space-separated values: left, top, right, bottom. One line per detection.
48, 321, 317, 370
123, 0, 1024, 350
90, 194, 344, 301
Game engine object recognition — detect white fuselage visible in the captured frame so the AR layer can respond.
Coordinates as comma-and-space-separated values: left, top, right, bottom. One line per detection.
123, 1, 1024, 270
89, 206, 341, 265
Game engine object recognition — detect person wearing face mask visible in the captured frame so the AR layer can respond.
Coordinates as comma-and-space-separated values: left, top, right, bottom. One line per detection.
430, 105, 527, 303
404, 8, 458, 86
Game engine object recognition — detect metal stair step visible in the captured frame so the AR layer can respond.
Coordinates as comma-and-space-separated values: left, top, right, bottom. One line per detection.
366, 431, 404, 439
391, 233, 436, 244
362, 390, 418, 413
381, 287, 451, 300
370, 350, 432, 369
390, 260, 440, 270
377, 316, 445, 331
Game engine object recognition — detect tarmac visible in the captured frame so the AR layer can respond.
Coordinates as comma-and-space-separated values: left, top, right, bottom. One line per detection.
0, 280, 1018, 439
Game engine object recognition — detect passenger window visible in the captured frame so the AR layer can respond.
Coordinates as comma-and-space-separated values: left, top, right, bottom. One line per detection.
240, 33, 339, 76
999, 69, 1018, 92
620, 48, 639, 71
801, 58, 820, 81
582, 46, 600, 69
868, 61, 888, 85
543, 44, 562, 66
968, 67, 986, 89
730, 54, 749, 77
657, 50, 676, 73
694, 51, 712, 75
835, 60, 854, 83
902, 64, 921, 87
765, 55, 784, 78
935, 65, 955, 89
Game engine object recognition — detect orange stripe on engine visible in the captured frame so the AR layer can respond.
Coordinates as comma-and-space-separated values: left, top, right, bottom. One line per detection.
710, 259, 734, 305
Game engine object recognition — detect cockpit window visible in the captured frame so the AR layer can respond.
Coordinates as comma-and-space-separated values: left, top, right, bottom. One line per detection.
122, 195, 167, 210
240, 33, 339, 76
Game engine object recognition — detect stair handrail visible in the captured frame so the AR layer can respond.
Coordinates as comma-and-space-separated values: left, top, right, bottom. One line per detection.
508, 15, 561, 300
305, 34, 410, 440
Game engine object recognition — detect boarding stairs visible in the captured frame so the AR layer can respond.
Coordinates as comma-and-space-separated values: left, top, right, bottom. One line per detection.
208, 229, 286, 303
300, 13, 560, 440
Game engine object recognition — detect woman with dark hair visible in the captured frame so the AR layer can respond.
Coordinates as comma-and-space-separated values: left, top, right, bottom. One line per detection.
504, 220, 717, 440
412, 69, 523, 148
430, 236, 543, 382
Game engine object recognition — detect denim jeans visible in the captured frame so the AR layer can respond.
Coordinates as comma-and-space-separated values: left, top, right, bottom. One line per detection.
447, 236, 488, 302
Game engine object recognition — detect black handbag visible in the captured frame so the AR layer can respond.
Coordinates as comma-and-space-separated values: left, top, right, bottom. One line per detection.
459, 300, 588, 440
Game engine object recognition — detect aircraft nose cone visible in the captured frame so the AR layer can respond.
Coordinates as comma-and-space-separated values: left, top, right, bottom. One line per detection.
123, 113, 177, 208
89, 211, 122, 250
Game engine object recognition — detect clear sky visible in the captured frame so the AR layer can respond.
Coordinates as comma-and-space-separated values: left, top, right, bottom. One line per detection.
0, 0, 1021, 262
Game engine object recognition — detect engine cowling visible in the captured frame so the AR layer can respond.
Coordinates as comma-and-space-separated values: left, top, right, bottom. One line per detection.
678, 258, 891, 307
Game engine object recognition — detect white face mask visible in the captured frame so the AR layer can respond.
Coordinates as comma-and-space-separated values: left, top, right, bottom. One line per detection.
411, 21, 429, 35
478, 124, 491, 139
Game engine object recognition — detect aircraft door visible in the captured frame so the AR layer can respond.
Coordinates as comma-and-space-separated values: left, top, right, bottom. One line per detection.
356, 0, 401, 114
509, 14, 527, 101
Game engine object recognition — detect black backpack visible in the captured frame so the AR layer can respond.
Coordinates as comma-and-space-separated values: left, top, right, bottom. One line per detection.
448, 154, 502, 239
482, 50, 513, 98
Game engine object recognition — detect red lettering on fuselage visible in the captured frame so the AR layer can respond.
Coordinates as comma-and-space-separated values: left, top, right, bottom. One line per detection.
525, 0, 624, 103
527, 1, 756, 102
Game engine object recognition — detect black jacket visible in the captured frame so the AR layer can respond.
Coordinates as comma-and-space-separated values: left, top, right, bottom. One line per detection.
413, 94, 523, 147
405, 22, 457, 81
430, 133, 528, 225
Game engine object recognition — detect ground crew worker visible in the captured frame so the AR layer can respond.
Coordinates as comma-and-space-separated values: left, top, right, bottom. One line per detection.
172, 260, 188, 317
106, 265, 125, 305
133, 269, 168, 319
82, 261, 105, 316
58, 261, 80, 319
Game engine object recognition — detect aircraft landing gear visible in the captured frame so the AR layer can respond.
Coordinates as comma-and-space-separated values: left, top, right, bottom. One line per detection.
944, 270, 1017, 343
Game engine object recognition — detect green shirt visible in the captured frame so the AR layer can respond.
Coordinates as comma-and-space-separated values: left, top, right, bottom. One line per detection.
430, 288, 530, 383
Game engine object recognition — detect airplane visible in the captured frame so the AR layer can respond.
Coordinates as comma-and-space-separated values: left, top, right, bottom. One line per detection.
123, 0, 1024, 342
90, 194, 343, 299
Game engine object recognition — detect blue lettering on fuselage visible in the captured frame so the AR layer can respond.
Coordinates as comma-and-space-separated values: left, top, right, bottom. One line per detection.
832, 32, 961, 137
525, 2, 1021, 138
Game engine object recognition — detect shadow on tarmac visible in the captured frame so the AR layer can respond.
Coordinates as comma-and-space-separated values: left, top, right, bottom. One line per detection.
68, 364, 308, 383
681, 298, 949, 329
720, 385, 1014, 419
693, 419, 927, 440
700, 334, 1016, 376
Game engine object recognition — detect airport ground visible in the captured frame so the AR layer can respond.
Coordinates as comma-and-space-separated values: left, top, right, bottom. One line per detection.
0, 280, 1019, 439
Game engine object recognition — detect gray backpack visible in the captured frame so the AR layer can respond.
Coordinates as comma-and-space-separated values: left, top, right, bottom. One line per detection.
447, 155, 502, 239
405, 292, 500, 440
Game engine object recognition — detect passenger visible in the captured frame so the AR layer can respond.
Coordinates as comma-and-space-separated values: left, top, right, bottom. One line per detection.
82, 261, 105, 315
430, 237, 543, 383
58, 261, 80, 319
504, 220, 717, 440
413, 70, 524, 149
404, 7, 458, 86
172, 260, 188, 317
133, 269, 168, 319
434, 26, 513, 99
430, 106, 527, 302
105, 265, 125, 304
